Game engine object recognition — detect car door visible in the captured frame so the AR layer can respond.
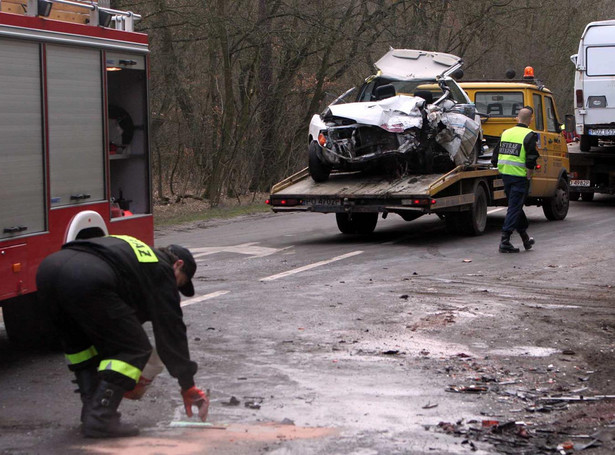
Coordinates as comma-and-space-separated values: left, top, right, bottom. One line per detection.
528, 93, 550, 196
529, 93, 566, 197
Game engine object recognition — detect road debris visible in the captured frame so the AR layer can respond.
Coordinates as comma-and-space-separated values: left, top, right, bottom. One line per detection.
244, 396, 264, 409
169, 421, 228, 429
447, 384, 489, 393
221, 396, 241, 406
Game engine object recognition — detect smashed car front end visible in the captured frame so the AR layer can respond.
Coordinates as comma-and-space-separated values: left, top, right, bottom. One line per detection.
314, 95, 426, 167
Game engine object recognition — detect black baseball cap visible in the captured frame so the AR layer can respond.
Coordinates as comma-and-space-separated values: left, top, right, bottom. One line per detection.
168, 244, 196, 297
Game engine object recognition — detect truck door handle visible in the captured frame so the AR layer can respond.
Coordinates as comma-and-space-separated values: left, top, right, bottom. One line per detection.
3, 225, 28, 233
70, 193, 91, 200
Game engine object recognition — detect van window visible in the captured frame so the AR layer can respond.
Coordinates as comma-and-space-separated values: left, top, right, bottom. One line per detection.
533, 94, 544, 131
545, 96, 559, 132
474, 91, 523, 117
586, 46, 615, 76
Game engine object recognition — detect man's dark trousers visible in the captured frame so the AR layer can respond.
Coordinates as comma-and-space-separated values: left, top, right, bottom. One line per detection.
502, 174, 529, 233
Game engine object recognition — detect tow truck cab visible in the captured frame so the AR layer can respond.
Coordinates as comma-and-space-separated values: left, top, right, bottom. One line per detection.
459, 74, 570, 201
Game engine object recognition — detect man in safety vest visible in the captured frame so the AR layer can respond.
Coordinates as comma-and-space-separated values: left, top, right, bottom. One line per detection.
36, 236, 208, 438
491, 107, 540, 253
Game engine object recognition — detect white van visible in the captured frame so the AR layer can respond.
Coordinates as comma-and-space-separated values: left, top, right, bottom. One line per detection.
571, 20, 615, 151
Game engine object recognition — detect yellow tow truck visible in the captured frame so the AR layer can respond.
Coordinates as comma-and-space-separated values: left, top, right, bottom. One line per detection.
268, 68, 570, 235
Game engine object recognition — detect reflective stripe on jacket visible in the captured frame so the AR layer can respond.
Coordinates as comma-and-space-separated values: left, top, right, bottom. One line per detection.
497, 126, 533, 177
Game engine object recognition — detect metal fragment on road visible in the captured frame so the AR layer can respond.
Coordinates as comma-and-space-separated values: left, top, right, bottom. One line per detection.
169, 421, 228, 429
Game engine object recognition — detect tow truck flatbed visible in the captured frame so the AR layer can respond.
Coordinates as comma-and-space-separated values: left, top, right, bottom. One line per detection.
268, 165, 504, 235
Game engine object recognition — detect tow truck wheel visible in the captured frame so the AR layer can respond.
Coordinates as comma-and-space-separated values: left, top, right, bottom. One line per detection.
542, 177, 569, 221
308, 142, 331, 182
580, 134, 592, 152
335, 213, 378, 235
459, 184, 488, 236
581, 192, 594, 202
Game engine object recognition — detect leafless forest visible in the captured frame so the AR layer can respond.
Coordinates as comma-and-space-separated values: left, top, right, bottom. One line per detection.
113, 0, 614, 207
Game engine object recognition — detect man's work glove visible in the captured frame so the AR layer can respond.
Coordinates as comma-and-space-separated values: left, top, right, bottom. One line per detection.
124, 376, 153, 400
181, 386, 209, 421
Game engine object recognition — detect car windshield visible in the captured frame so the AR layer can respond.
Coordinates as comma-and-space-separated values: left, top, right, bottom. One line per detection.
474, 91, 524, 117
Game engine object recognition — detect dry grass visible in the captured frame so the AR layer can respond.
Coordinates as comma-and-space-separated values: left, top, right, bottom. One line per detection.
153, 193, 271, 227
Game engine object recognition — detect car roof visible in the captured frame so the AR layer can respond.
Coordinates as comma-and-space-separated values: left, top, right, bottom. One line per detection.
374, 48, 462, 80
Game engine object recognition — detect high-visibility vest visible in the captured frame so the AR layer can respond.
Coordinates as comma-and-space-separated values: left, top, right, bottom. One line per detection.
497, 126, 532, 177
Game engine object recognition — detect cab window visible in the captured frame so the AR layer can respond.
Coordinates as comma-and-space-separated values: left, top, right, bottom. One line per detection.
474, 91, 524, 117
545, 96, 559, 132
533, 94, 544, 131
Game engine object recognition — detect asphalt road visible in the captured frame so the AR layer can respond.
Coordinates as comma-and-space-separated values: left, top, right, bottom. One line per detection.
1, 196, 614, 454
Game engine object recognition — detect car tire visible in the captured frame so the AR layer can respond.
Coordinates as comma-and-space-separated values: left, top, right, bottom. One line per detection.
308, 142, 331, 182
581, 192, 594, 202
542, 177, 569, 221
569, 191, 580, 201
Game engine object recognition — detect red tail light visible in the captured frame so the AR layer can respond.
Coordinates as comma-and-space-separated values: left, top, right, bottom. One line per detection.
576, 89, 584, 108
270, 198, 302, 207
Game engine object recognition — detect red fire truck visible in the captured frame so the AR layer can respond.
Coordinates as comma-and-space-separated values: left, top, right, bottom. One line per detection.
0, 0, 153, 346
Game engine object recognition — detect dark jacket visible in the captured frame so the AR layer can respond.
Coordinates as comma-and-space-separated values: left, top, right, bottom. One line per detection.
491, 123, 540, 170
63, 236, 197, 389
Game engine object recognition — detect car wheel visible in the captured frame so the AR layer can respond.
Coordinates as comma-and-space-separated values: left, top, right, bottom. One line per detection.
580, 134, 592, 152
542, 177, 569, 221
569, 191, 580, 201
581, 192, 594, 202
308, 142, 331, 182
465, 142, 480, 166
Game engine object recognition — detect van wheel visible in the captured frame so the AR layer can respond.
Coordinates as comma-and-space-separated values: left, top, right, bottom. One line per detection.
336, 213, 378, 235
543, 177, 569, 221
308, 142, 331, 182
580, 134, 592, 152
459, 184, 488, 235
581, 192, 594, 202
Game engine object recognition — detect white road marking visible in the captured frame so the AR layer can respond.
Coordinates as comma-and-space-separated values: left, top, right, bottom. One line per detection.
260, 251, 363, 282
181, 290, 230, 307
190, 242, 291, 259
488, 208, 505, 214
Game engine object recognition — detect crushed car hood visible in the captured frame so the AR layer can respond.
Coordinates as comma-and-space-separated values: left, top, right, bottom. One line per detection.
374, 48, 462, 80
326, 95, 424, 132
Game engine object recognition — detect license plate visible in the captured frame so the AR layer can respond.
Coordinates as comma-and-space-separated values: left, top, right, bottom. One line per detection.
589, 128, 615, 136
570, 179, 591, 187
305, 197, 341, 206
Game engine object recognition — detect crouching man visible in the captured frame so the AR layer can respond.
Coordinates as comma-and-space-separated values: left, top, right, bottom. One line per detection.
36, 235, 208, 438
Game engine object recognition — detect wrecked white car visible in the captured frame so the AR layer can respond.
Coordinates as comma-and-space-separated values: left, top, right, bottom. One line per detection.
308, 48, 481, 182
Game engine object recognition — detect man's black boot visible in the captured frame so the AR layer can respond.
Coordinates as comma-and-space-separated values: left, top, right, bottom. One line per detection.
82, 380, 139, 438
499, 231, 520, 253
519, 231, 535, 250
74, 367, 99, 423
